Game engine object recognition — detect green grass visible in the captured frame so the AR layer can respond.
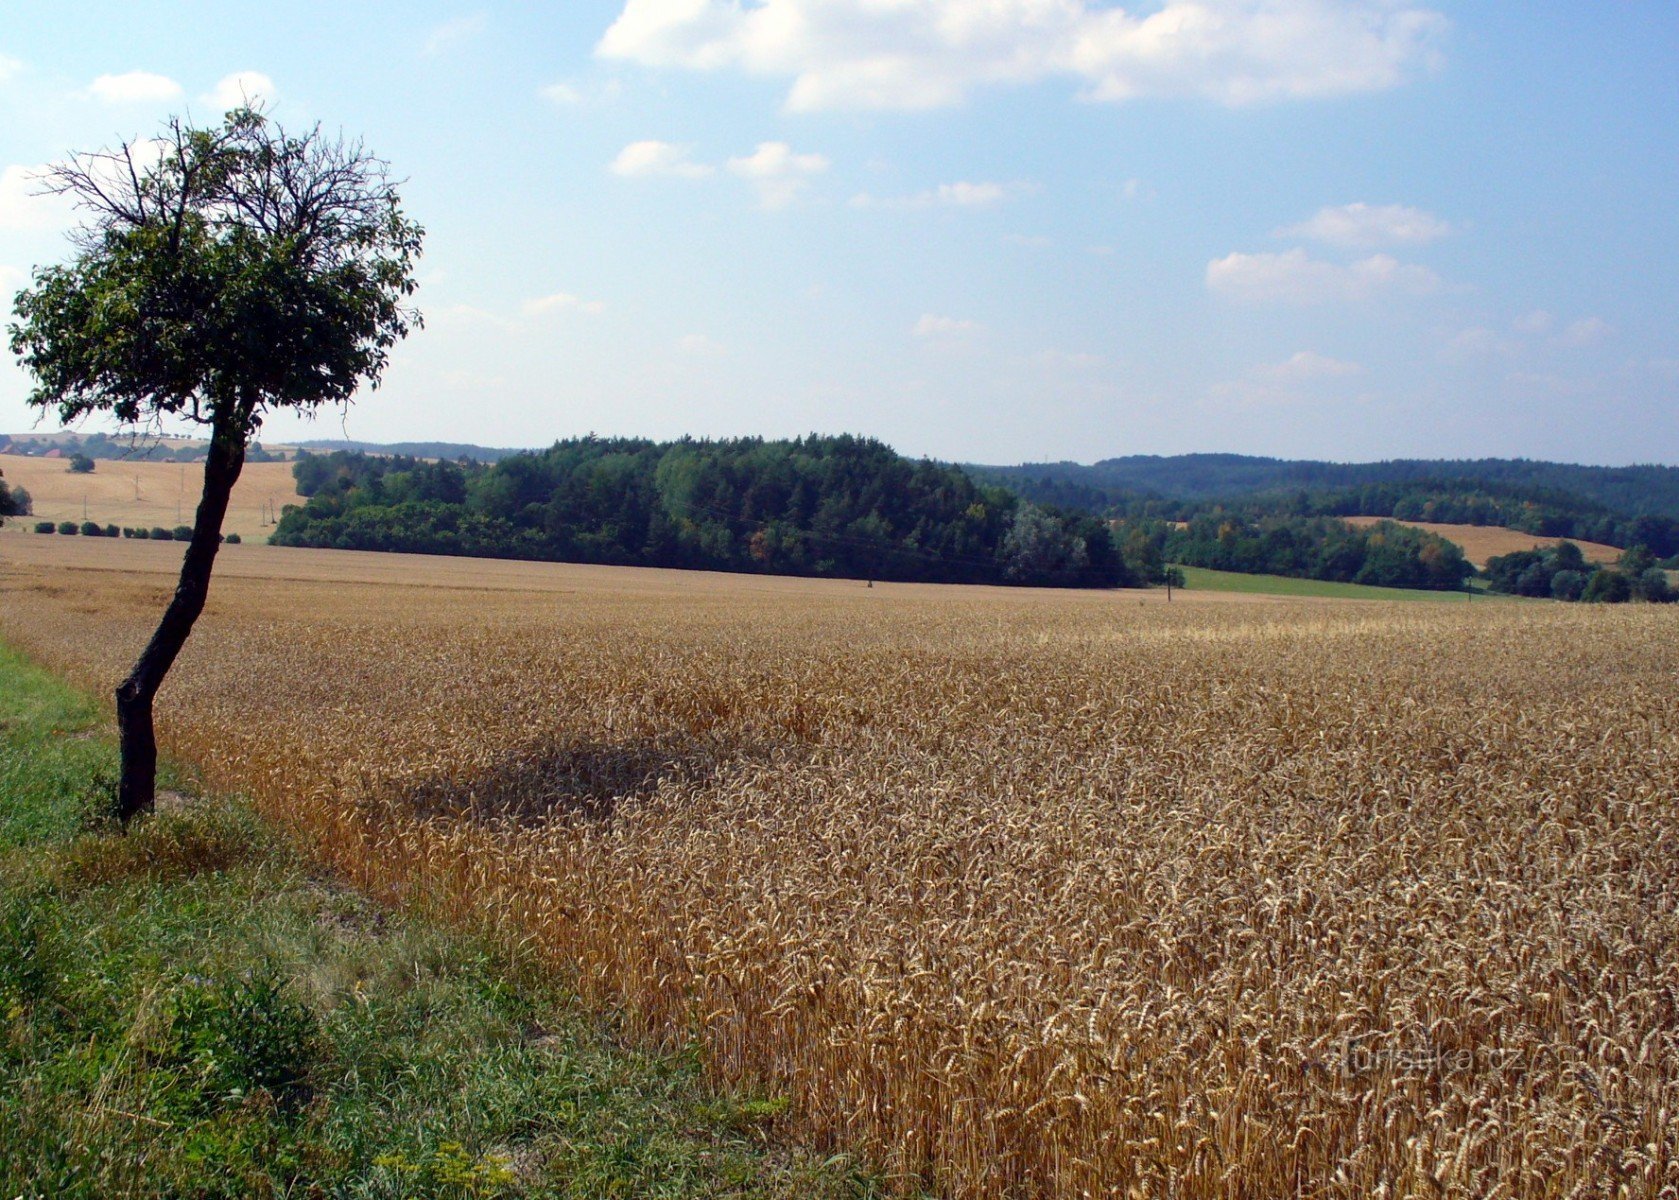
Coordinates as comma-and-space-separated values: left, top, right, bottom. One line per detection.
0, 644, 875, 1200
1174, 565, 1491, 603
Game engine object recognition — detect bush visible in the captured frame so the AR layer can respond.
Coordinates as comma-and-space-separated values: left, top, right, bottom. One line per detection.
34, 521, 55, 534
67, 452, 95, 474
151, 527, 173, 541
1551, 569, 1586, 601
57, 521, 79, 536
1583, 569, 1632, 604
104, 524, 120, 538
1634, 568, 1674, 603
173, 525, 194, 542
127, 526, 150, 539
224, 532, 242, 545
79, 521, 102, 537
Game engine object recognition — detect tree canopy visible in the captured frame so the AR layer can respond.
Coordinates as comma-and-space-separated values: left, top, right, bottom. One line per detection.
275, 436, 1131, 588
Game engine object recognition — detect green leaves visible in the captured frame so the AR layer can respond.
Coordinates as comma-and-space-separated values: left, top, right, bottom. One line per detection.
7, 107, 422, 439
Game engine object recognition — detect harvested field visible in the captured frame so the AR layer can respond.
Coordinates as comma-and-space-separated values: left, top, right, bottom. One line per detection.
0, 452, 301, 541
3, 535, 1677, 1198
1345, 516, 1624, 567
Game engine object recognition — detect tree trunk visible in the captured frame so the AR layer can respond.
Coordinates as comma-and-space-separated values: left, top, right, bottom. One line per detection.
113, 421, 247, 824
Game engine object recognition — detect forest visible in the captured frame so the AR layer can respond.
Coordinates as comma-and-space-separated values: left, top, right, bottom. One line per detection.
274, 435, 1128, 587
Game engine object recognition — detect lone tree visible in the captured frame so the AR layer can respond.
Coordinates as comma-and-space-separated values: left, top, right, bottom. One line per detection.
8, 106, 422, 824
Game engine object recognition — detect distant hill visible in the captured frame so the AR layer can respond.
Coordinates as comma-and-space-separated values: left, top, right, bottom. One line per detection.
967, 454, 1679, 518
291, 439, 525, 463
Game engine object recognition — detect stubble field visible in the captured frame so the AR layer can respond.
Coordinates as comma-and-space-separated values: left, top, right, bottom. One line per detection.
0, 453, 301, 541
2, 536, 1676, 1198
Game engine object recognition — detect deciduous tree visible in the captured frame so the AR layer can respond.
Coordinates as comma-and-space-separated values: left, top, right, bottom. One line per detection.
8, 106, 422, 823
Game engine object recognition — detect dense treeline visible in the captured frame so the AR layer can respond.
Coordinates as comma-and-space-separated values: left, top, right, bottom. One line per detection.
275, 436, 1131, 587
1484, 543, 1673, 604
980, 468, 1679, 560
969, 453, 1679, 518
1111, 515, 1474, 591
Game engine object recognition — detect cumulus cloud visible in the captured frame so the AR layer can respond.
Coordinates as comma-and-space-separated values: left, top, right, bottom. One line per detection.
727, 140, 829, 209
0, 263, 27, 296
610, 139, 713, 178
677, 332, 725, 354
1511, 309, 1554, 335
1278, 201, 1451, 247
204, 71, 277, 110
914, 313, 978, 337
1206, 247, 1439, 304
522, 291, 605, 316
1214, 350, 1366, 407
424, 14, 486, 56
851, 180, 1027, 210
0, 55, 22, 84
598, 0, 1448, 112
540, 81, 583, 104
87, 71, 183, 104
1561, 316, 1611, 347
1443, 326, 1512, 360
1252, 350, 1362, 381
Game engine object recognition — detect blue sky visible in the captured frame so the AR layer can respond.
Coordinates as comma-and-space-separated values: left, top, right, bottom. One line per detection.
2, 2, 1676, 465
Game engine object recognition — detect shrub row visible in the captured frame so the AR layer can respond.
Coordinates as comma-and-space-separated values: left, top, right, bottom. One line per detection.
31, 522, 241, 544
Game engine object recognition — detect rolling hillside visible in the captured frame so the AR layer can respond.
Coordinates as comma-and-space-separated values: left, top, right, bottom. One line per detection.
1342, 517, 1622, 568
0, 453, 301, 541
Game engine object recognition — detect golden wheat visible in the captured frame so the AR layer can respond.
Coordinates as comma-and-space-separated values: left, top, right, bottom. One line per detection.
3, 536, 1676, 1198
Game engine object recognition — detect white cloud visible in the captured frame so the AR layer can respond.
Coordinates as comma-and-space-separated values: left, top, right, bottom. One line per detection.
851, 180, 1027, 210
1561, 316, 1611, 347
598, 0, 1448, 112
1036, 348, 1104, 368
424, 14, 486, 56
914, 313, 978, 337
87, 71, 183, 104
677, 332, 724, 354
1443, 326, 1511, 360
1004, 233, 1052, 248
1511, 309, 1553, 335
1214, 350, 1367, 407
540, 81, 583, 104
0, 164, 75, 233
0, 263, 27, 296
522, 292, 605, 317
726, 140, 828, 209
1252, 350, 1362, 381
1278, 202, 1451, 247
204, 71, 277, 110
1119, 178, 1151, 201
0, 55, 22, 84
610, 140, 712, 178
1206, 248, 1439, 304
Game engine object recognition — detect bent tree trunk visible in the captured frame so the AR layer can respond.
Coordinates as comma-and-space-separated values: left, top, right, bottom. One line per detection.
113, 422, 247, 824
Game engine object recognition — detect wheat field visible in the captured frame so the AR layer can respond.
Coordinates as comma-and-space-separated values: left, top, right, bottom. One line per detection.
1343, 516, 1623, 568
0, 453, 302, 541
2, 536, 1675, 1198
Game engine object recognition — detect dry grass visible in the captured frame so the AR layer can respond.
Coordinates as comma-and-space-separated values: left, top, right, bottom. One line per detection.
0, 452, 301, 541
1345, 516, 1624, 567
3, 536, 1676, 1197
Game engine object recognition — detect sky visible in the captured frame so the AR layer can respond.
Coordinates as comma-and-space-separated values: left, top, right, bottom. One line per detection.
1, 1, 1676, 466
